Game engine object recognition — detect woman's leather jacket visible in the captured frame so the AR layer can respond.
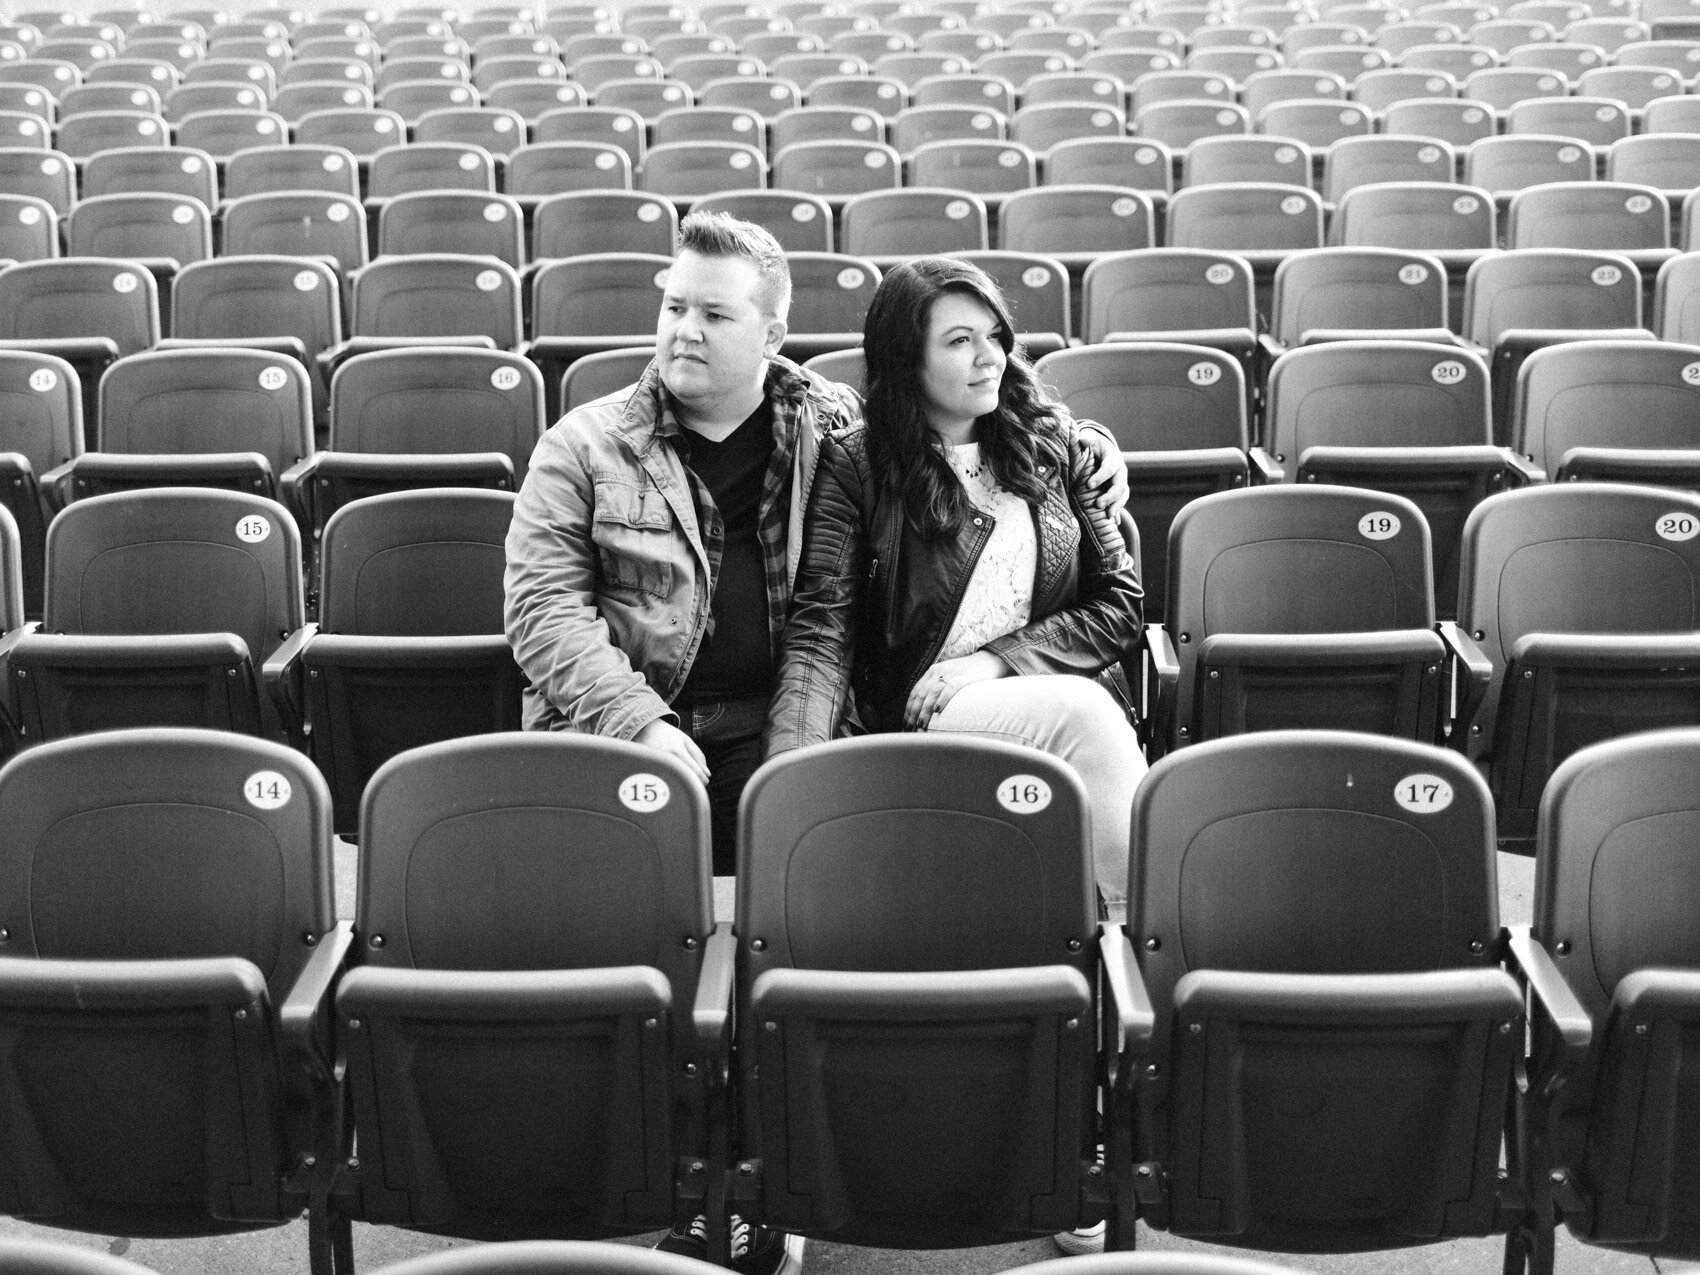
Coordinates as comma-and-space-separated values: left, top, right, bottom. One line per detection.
765, 420, 1144, 754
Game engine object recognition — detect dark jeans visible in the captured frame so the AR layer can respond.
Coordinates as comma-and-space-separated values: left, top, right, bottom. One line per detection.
676, 691, 768, 875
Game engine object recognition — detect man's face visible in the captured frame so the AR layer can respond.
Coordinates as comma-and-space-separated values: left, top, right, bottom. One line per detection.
655, 250, 784, 414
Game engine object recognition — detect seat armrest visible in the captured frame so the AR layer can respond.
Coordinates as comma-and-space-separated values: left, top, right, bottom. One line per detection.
279, 918, 356, 1076
692, 921, 734, 1058
1100, 922, 1153, 1059
1555, 446, 1700, 485
1438, 620, 1492, 745
263, 622, 318, 747
0, 619, 39, 737
1505, 925, 1592, 1053
278, 453, 320, 533
1145, 621, 1178, 757
1501, 447, 1546, 486
1247, 446, 1283, 483
38, 458, 74, 511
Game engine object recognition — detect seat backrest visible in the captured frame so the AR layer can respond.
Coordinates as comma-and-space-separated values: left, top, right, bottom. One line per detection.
222, 143, 361, 199
220, 191, 369, 278
1506, 180, 1670, 250
1457, 482, 1700, 745
1080, 247, 1256, 342
170, 255, 343, 358
0, 348, 81, 478
1271, 247, 1450, 341
998, 184, 1154, 256
637, 138, 766, 196
1183, 134, 1313, 188
531, 251, 672, 337
1133, 730, 1498, 995
318, 487, 514, 637
376, 191, 525, 267
348, 253, 521, 347
1165, 181, 1325, 252
0, 193, 57, 262
0, 502, 21, 631
1655, 250, 1700, 342
42, 486, 305, 666
1265, 339, 1492, 465
294, 105, 407, 157
0, 148, 75, 217
0, 725, 335, 1000
0, 257, 159, 354
80, 144, 217, 204
840, 187, 988, 256
741, 734, 1094, 974
1332, 180, 1496, 250
412, 104, 529, 154
329, 345, 543, 479
908, 137, 1036, 194
533, 189, 677, 258
357, 732, 711, 977
1608, 133, 1700, 195
1033, 341, 1247, 450
1382, 95, 1497, 147
173, 107, 290, 158
1534, 728, 1700, 1019
783, 250, 880, 333
1512, 338, 1700, 474
66, 191, 212, 265
1463, 248, 1642, 346
1322, 133, 1455, 203
366, 141, 496, 198
1507, 94, 1632, 145
97, 346, 312, 474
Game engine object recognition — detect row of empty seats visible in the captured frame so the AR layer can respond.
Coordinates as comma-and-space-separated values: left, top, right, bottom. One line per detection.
0, 715, 1692, 1273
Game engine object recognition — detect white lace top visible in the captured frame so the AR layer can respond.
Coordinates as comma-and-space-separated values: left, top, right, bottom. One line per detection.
938, 442, 1037, 660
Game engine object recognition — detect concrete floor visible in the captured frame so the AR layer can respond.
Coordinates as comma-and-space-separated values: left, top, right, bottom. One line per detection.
0, 851, 1685, 1275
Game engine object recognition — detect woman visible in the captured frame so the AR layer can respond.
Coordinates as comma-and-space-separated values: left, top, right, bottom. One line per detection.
765, 256, 1146, 917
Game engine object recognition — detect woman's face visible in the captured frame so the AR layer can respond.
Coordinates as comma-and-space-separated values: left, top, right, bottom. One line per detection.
916, 290, 1006, 444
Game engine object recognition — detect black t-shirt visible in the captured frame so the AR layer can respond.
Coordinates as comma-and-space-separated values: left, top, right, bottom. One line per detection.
678, 399, 776, 703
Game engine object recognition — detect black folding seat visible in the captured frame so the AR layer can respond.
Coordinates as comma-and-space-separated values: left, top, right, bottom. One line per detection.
0, 726, 351, 1274
1034, 342, 1259, 625
1111, 730, 1524, 1260
268, 489, 521, 831
1510, 337, 1700, 483
49, 347, 312, 502
525, 252, 671, 419
1144, 485, 1476, 756
0, 349, 78, 619
5, 485, 306, 742
1264, 339, 1537, 612
733, 735, 1111, 1250
1456, 482, 1700, 846
282, 346, 542, 548
333, 734, 729, 1247
0, 257, 159, 439
1508, 728, 1700, 1275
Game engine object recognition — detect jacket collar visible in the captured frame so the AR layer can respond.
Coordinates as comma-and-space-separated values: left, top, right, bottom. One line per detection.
612, 355, 818, 451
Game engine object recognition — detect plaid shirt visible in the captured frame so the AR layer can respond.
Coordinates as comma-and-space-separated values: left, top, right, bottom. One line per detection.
652, 357, 859, 653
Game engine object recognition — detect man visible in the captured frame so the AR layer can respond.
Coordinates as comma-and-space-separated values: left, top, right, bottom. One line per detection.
506, 212, 1129, 1272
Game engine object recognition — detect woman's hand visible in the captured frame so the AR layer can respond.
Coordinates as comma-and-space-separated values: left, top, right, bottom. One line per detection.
905, 651, 1010, 728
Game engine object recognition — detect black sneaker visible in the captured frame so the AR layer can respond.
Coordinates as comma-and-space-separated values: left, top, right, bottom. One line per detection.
656, 1214, 709, 1262
729, 1214, 805, 1275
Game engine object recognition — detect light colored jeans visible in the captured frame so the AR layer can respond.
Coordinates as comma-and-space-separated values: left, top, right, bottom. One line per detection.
930, 673, 1145, 920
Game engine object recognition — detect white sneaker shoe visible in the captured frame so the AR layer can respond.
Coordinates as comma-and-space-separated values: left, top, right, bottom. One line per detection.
1053, 1220, 1107, 1255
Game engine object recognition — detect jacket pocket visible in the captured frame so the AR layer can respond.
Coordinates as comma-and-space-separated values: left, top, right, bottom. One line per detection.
591, 477, 676, 599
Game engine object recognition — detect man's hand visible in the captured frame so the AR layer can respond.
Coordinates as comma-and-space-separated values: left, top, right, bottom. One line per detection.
634, 718, 710, 784
1079, 425, 1130, 515
904, 651, 1009, 729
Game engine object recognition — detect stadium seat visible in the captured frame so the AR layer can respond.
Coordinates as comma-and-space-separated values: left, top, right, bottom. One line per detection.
1322, 134, 1456, 205
840, 186, 988, 264
652, 103, 766, 150
1330, 183, 1496, 306
1462, 248, 1653, 439
1466, 135, 1598, 224
0, 147, 74, 217
770, 102, 888, 151
1269, 246, 1457, 346
52, 107, 168, 159
953, 249, 1068, 355
0, 256, 159, 434
220, 191, 369, 281
1349, 67, 1461, 113
1509, 728, 1700, 1275
1132, 100, 1251, 150
173, 107, 289, 161
734, 735, 1109, 1248
1034, 341, 1256, 624
1113, 730, 1523, 1259
559, 345, 656, 413
1654, 249, 1700, 341
272, 81, 375, 126
412, 104, 529, 157
1607, 134, 1700, 204
1265, 339, 1536, 610
333, 734, 728, 1248
1457, 481, 1700, 844
4, 487, 305, 742
1510, 337, 1700, 483
366, 142, 497, 206
1382, 95, 1498, 147
1464, 65, 1569, 110
1143, 486, 1464, 753
1506, 96, 1633, 147
1080, 247, 1260, 390
293, 105, 407, 171
1640, 92, 1700, 135
1255, 96, 1373, 149
525, 252, 671, 419
889, 101, 1005, 153
0, 727, 351, 1274
907, 137, 1036, 200
1399, 41, 1501, 78
532, 190, 677, 259
1010, 100, 1124, 152
282, 346, 539, 551
505, 140, 632, 210
482, 78, 586, 123
637, 140, 767, 201
770, 138, 901, 203
997, 184, 1155, 273
1505, 181, 1672, 261
1577, 63, 1685, 108
79, 143, 216, 204
63, 191, 211, 302
50, 346, 310, 502
162, 79, 268, 122
1504, 40, 1610, 80
774, 251, 880, 361
0, 192, 56, 261
688, 191, 832, 253
0, 349, 79, 618
803, 72, 908, 117
222, 144, 362, 199
1044, 136, 1173, 194
1181, 135, 1311, 189
801, 345, 863, 392
376, 191, 526, 266
328, 255, 523, 371
268, 489, 521, 830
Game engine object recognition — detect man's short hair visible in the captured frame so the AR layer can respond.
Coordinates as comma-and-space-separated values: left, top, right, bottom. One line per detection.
677, 210, 792, 321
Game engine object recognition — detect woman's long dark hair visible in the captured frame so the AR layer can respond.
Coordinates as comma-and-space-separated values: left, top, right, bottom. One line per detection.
862, 257, 1069, 538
